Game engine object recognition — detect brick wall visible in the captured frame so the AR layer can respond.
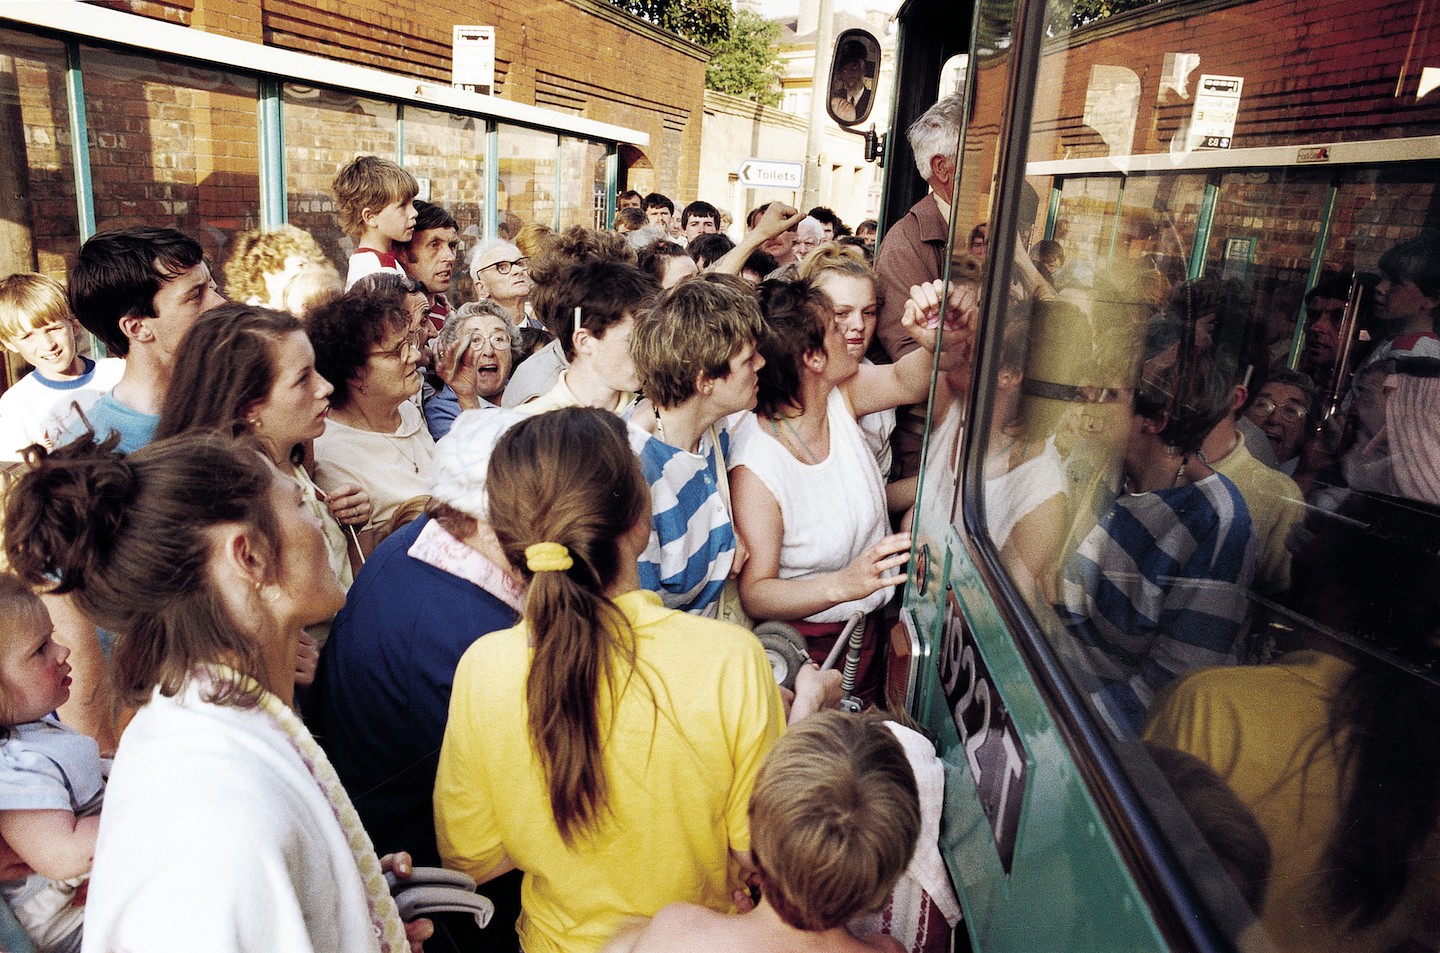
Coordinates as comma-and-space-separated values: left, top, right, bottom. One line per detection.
932, 0, 1440, 363
80, 47, 263, 269
101, 0, 709, 200
1024, 0, 1439, 164
959, 0, 1439, 228
4, 33, 80, 278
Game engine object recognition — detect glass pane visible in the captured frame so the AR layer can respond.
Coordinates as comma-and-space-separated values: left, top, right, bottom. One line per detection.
283, 84, 398, 271
1203, 167, 1332, 377
498, 124, 557, 237
1299, 163, 1440, 410
964, 0, 1440, 946
82, 46, 260, 269
0, 29, 77, 281
557, 135, 607, 231
402, 106, 488, 296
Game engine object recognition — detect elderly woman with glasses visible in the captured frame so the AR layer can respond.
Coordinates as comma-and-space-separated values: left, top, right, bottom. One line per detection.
470, 240, 533, 320
425, 301, 520, 440
309, 284, 437, 556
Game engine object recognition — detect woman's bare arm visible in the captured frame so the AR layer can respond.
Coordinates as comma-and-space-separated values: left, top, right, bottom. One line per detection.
731, 466, 908, 621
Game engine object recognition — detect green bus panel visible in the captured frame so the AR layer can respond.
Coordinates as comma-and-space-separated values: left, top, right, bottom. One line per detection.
906, 519, 1165, 951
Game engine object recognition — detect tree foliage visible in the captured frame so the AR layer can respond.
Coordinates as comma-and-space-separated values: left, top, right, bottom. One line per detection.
704, 9, 783, 106
608, 0, 734, 47
1066, 0, 1166, 29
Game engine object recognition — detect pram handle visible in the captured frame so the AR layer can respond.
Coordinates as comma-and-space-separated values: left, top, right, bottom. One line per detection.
385, 867, 495, 929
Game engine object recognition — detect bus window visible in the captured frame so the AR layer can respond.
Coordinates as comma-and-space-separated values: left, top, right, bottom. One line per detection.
920, 0, 1440, 946
938, 53, 968, 100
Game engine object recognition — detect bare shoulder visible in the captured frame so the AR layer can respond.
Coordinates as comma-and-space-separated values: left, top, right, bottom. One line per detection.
855, 933, 908, 953
612, 903, 733, 953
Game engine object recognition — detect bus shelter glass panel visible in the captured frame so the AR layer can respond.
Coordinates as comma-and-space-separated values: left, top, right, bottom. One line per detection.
283, 84, 398, 272
402, 106, 488, 301
557, 135, 608, 231
1050, 175, 1119, 288
81, 46, 261, 271
1201, 167, 1331, 376
0, 30, 78, 282
955, 0, 1440, 947
497, 124, 557, 236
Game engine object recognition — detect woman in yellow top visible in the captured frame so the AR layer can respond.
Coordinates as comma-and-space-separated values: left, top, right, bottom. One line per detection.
435, 407, 786, 953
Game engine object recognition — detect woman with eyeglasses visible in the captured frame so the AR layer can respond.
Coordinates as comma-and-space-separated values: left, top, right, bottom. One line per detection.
309, 285, 436, 556
425, 301, 520, 440
1245, 370, 1317, 476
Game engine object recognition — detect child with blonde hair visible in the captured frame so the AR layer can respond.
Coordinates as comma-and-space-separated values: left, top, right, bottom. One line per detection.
0, 574, 104, 953
607, 711, 920, 953
221, 224, 340, 314
0, 274, 123, 461
331, 155, 419, 290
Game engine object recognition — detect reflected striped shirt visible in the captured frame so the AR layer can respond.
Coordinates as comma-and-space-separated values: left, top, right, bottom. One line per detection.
1058, 473, 1257, 739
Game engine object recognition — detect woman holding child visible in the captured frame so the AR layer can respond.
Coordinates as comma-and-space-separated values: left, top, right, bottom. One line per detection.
3, 431, 429, 951
434, 408, 786, 953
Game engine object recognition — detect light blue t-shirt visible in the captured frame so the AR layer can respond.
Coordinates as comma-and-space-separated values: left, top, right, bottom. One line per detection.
64, 392, 157, 455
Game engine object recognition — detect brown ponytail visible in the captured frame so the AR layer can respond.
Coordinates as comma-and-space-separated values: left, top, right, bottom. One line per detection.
485, 408, 649, 845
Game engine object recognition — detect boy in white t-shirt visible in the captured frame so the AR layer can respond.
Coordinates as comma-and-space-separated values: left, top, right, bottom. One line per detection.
0, 274, 123, 462
332, 155, 419, 290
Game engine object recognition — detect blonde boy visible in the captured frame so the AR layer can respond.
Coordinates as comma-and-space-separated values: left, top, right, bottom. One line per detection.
607, 711, 920, 953
0, 274, 123, 462
332, 155, 419, 290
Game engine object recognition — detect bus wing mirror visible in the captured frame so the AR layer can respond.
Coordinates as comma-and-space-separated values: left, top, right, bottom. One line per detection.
827, 29, 882, 128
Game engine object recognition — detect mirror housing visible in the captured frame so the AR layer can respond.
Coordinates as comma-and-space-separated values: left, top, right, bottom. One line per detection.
826, 29, 881, 128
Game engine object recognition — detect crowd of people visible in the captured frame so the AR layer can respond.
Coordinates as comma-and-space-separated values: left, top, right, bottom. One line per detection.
0, 84, 1436, 953
0, 119, 961, 952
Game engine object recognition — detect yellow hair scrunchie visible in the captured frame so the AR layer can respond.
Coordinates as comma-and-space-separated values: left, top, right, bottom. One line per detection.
525, 542, 574, 573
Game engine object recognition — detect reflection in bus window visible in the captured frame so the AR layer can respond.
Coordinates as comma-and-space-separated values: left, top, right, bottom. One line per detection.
896, 0, 1440, 936
935, 0, 1440, 939
1054, 308, 1256, 740
1306, 234, 1440, 500
1145, 493, 1440, 952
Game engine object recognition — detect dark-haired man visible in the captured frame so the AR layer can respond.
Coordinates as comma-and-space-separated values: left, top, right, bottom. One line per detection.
65, 226, 224, 453
398, 199, 460, 329
644, 193, 675, 234
681, 200, 720, 242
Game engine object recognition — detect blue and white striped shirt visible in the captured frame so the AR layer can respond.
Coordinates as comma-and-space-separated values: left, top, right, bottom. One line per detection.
629, 422, 736, 617
1058, 472, 1257, 739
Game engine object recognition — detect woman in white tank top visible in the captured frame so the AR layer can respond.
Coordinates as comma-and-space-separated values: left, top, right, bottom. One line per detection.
729, 278, 963, 701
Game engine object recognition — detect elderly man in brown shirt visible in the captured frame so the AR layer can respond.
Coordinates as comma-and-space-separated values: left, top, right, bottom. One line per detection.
874, 94, 965, 481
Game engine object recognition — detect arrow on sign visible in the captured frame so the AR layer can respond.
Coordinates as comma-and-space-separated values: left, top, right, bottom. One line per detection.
738, 158, 803, 190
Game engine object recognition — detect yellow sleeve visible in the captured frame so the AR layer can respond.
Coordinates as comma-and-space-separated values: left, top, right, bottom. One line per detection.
721, 637, 786, 853
434, 643, 509, 879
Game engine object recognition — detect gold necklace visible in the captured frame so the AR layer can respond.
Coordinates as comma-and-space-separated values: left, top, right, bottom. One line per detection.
768, 413, 827, 465
339, 403, 421, 474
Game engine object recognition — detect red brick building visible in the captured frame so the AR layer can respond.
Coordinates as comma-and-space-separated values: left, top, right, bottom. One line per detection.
0, 0, 709, 279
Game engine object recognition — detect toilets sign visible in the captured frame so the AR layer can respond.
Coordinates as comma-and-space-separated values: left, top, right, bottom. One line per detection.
738, 159, 803, 190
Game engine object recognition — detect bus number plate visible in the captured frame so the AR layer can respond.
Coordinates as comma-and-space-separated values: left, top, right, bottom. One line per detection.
939, 589, 1028, 873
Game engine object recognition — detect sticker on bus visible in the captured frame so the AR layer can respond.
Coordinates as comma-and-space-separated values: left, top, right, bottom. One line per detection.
939, 589, 1028, 873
